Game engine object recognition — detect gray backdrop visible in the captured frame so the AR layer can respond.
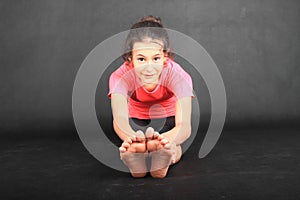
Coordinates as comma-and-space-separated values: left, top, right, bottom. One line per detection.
1, 0, 299, 137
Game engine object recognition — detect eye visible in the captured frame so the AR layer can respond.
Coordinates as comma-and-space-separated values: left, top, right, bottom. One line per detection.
153, 57, 160, 62
137, 58, 145, 62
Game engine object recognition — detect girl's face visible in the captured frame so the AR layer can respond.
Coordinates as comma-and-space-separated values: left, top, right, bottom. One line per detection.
131, 40, 166, 86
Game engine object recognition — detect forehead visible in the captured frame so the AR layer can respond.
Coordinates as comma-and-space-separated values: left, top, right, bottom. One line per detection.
132, 41, 163, 55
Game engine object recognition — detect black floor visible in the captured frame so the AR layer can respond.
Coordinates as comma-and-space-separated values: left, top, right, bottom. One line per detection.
1, 128, 299, 200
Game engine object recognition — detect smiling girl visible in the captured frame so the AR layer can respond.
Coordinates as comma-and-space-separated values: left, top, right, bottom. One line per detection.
108, 15, 194, 178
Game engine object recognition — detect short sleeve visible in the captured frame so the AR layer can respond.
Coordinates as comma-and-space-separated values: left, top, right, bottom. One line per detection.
108, 72, 129, 98
166, 61, 194, 99
108, 62, 135, 98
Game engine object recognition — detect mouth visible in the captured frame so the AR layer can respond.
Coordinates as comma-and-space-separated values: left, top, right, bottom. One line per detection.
142, 74, 155, 78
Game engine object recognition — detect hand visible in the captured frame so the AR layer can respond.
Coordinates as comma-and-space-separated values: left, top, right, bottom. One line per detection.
119, 130, 146, 153
144, 127, 176, 163
132, 130, 146, 143
145, 127, 171, 149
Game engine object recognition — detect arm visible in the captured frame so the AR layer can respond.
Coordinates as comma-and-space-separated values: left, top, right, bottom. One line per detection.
111, 93, 144, 141
161, 96, 192, 145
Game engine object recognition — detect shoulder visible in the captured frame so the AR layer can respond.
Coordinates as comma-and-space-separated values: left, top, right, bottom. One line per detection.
164, 58, 192, 80
110, 61, 134, 79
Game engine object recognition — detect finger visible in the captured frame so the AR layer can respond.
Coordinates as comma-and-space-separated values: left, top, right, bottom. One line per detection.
136, 130, 144, 136
126, 138, 133, 144
119, 146, 126, 153
153, 131, 160, 139
161, 138, 169, 145
135, 136, 145, 142
157, 134, 165, 141
121, 142, 130, 148
145, 127, 155, 139
130, 135, 137, 142
135, 130, 145, 142
164, 143, 171, 149
136, 130, 145, 138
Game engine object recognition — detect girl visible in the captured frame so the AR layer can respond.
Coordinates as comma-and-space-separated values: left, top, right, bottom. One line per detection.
108, 15, 194, 178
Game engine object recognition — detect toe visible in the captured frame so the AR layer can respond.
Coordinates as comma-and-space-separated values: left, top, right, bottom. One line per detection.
145, 127, 155, 139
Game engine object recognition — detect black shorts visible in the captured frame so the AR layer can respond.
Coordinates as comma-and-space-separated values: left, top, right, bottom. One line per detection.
129, 116, 175, 134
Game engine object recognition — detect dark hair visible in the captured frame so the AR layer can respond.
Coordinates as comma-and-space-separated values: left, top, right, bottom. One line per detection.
122, 15, 174, 62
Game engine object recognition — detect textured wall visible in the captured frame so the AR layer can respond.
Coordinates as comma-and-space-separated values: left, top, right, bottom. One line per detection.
1, 0, 299, 136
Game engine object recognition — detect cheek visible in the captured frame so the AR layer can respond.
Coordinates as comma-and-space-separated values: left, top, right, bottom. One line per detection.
133, 66, 143, 76
155, 66, 164, 74
132, 61, 144, 71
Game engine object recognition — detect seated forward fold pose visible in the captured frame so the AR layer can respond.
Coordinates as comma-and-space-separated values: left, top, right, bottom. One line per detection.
108, 15, 194, 178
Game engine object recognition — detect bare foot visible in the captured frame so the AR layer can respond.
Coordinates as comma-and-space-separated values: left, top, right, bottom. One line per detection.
150, 147, 174, 178
145, 128, 176, 178
145, 127, 162, 151
119, 132, 147, 178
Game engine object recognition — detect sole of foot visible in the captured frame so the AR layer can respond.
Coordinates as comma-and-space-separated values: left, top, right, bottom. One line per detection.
150, 148, 173, 178
121, 151, 148, 178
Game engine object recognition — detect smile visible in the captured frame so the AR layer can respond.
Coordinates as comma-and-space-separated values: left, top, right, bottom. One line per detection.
142, 74, 155, 78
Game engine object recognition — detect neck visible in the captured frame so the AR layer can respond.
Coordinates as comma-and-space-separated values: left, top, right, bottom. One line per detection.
143, 83, 157, 92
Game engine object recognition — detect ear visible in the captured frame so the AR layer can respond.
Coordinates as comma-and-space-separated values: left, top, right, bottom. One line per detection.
163, 49, 170, 57
163, 56, 168, 67
163, 50, 169, 59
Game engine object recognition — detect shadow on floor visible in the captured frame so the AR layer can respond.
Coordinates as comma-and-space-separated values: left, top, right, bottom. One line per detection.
0, 128, 299, 200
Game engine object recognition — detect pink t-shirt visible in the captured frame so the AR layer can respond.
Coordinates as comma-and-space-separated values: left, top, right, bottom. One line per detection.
108, 58, 194, 119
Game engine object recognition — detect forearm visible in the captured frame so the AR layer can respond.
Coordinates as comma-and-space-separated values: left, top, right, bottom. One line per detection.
113, 117, 136, 141
161, 97, 192, 145
111, 93, 138, 141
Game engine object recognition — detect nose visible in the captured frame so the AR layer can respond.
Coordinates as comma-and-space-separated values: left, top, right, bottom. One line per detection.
144, 64, 155, 72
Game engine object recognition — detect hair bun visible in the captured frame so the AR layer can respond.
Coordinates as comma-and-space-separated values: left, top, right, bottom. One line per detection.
139, 15, 162, 25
